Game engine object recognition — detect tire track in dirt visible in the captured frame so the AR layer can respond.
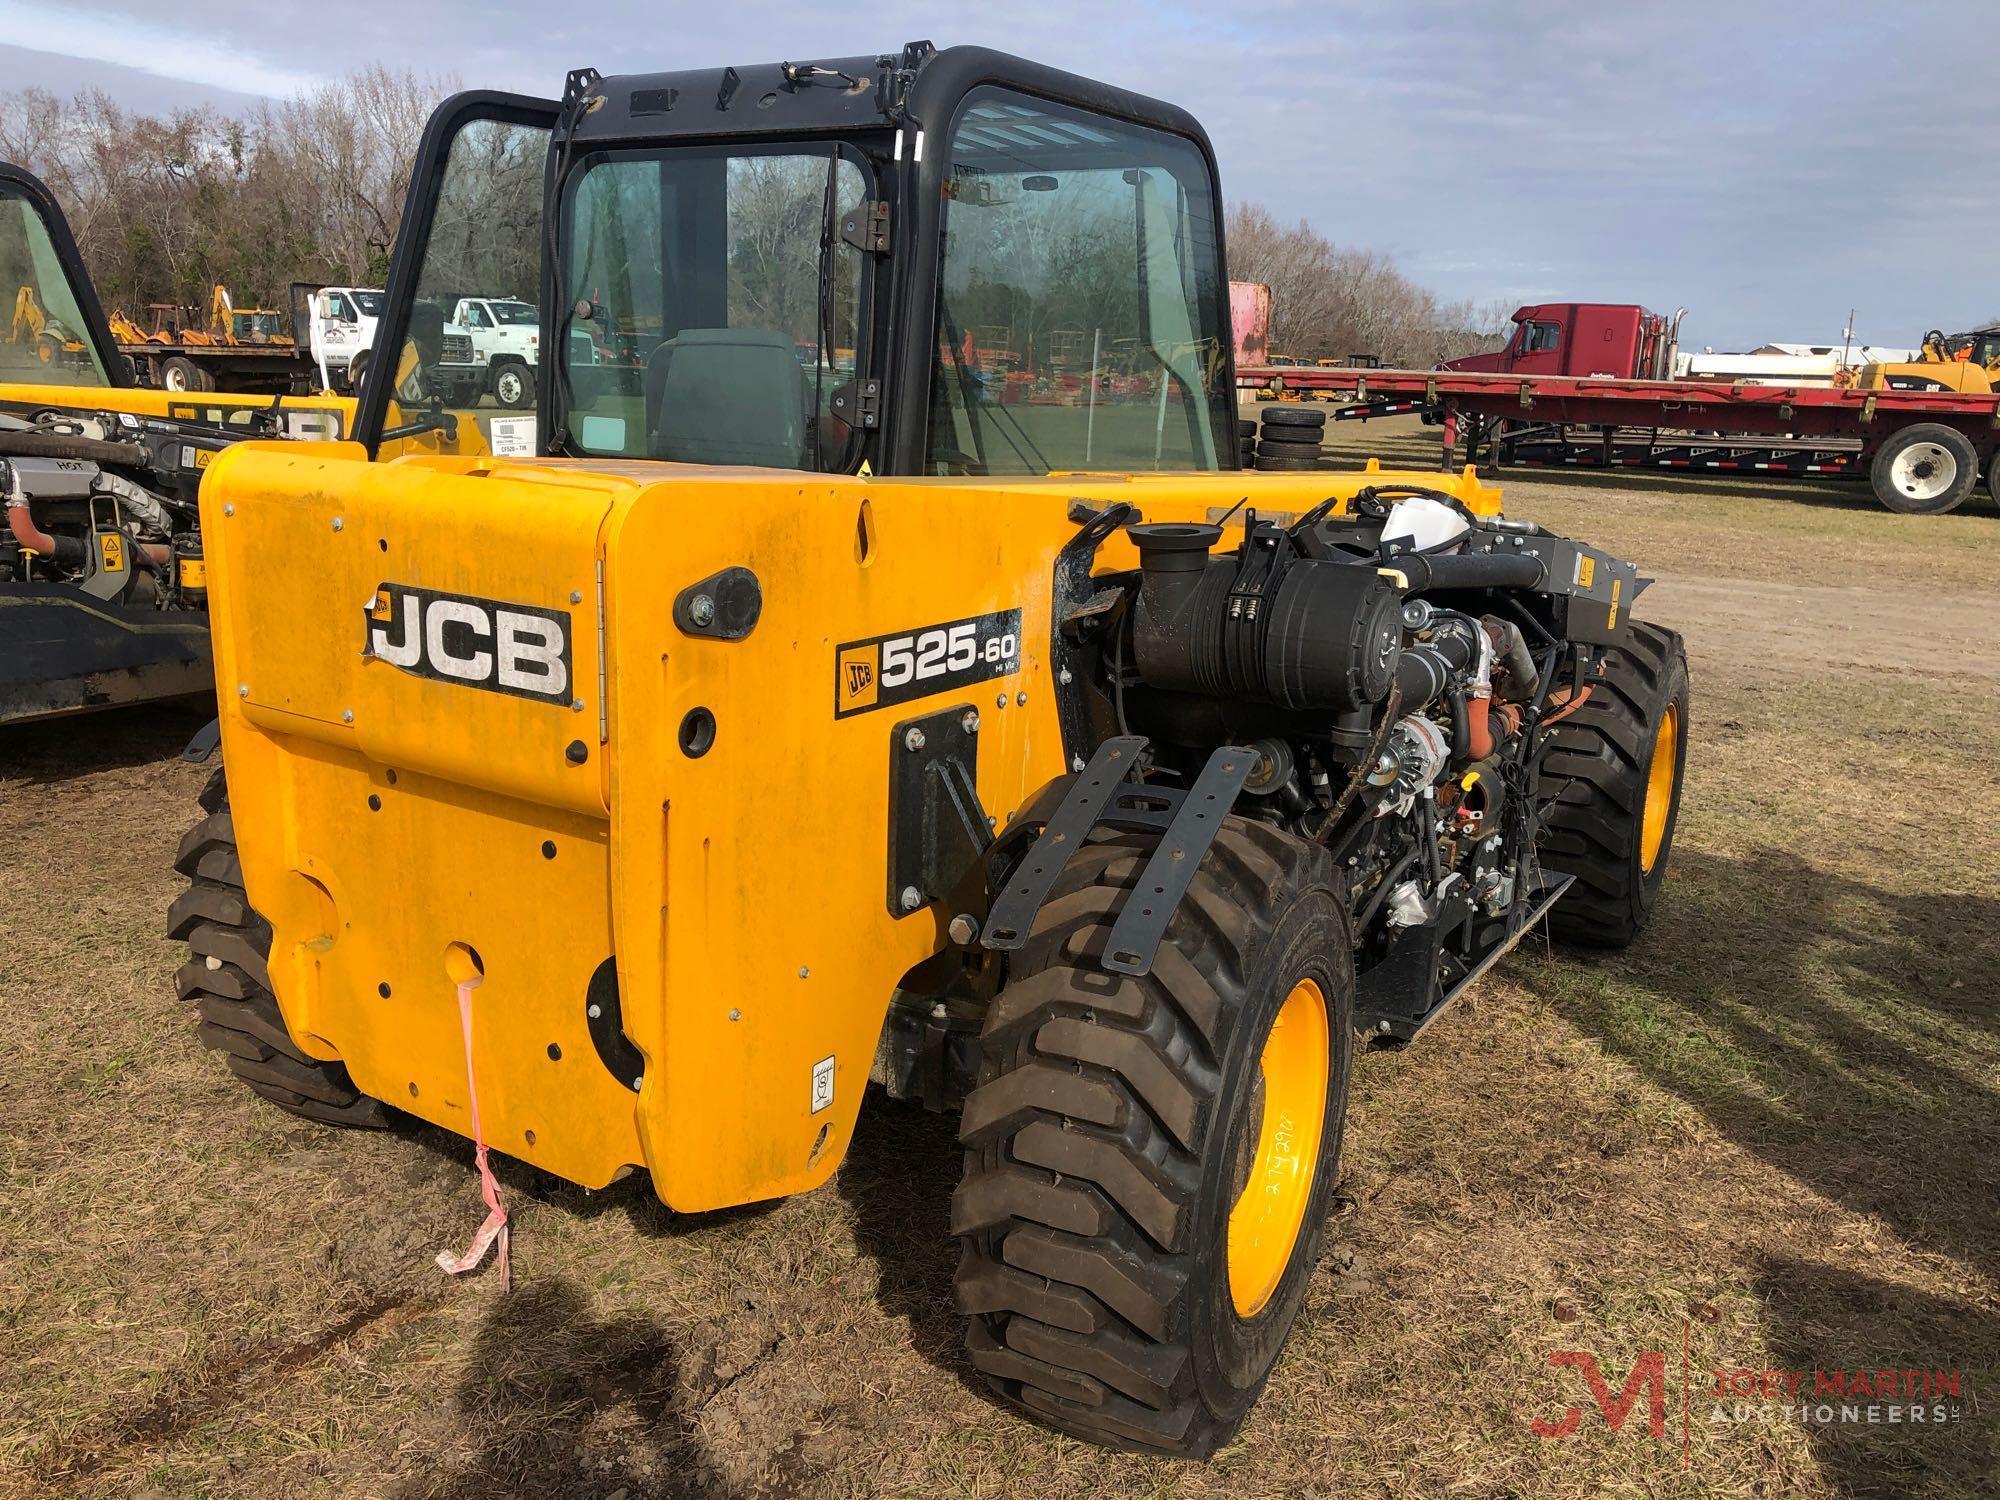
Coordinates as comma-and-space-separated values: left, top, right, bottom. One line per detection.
38, 1286, 436, 1484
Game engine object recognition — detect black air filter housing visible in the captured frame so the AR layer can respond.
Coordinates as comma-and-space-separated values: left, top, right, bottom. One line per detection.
1130, 522, 1402, 712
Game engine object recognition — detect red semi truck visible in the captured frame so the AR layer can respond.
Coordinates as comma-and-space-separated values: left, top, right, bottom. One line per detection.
1442, 302, 1687, 380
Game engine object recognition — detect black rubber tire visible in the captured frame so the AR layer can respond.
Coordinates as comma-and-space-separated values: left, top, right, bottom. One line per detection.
1260, 406, 1326, 430
1254, 455, 1319, 471
492, 361, 532, 409
1237, 419, 1257, 439
1257, 438, 1323, 460
1869, 423, 1977, 514
345, 349, 370, 394
954, 818, 1354, 1458
1540, 622, 1690, 948
167, 769, 387, 1127
1988, 447, 2000, 507
160, 356, 211, 394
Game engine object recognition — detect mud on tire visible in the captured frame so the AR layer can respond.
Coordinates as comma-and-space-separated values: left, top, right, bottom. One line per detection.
1539, 620, 1690, 948
953, 816, 1353, 1457
167, 769, 386, 1127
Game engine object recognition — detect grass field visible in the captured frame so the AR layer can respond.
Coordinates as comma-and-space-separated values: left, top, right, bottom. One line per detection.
1, 416, 1995, 1497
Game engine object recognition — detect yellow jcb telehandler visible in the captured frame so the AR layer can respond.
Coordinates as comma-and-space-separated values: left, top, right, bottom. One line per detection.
168, 44, 1689, 1458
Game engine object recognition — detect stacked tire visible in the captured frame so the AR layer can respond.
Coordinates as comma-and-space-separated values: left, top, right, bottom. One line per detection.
1237, 419, 1256, 468
1255, 406, 1325, 471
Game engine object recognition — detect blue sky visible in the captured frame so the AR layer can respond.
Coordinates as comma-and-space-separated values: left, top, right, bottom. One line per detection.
4, 0, 1993, 350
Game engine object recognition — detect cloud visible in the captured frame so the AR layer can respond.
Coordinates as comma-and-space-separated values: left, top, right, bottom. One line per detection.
6, 0, 1998, 347
0, 0, 322, 97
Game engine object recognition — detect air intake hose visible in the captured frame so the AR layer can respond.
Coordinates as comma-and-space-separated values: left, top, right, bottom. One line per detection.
1389, 550, 1547, 592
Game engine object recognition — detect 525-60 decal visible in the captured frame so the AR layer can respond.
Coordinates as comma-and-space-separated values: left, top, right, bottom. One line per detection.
834, 609, 1022, 718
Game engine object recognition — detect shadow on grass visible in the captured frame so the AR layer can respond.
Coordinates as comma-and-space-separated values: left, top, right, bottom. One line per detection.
1543, 844, 1998, 1263
1749, 1256, 1999, 1500
835, 1089, 988, 1390
0, 696, 212, 786
421, 1276, 739, 1500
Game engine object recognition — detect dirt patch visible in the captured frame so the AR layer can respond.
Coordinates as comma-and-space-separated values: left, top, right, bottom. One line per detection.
1647, 572, 2000, 681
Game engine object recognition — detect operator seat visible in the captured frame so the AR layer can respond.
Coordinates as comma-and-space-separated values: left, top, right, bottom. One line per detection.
645, 328, 808, 469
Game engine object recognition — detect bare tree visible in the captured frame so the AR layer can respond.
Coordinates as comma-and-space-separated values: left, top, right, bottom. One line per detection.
0, 67, 455, 320
1226, 201, 1509, 367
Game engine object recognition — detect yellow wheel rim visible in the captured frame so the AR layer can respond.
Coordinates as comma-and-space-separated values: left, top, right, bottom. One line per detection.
1640, 702, 1679, 875
1226, 976, 1329, 1319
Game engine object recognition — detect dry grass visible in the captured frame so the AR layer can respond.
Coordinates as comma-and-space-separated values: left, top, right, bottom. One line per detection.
0, 427, 1995, 1497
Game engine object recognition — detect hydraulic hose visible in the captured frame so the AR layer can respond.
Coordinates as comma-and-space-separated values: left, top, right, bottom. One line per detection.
0, 430, 146, 466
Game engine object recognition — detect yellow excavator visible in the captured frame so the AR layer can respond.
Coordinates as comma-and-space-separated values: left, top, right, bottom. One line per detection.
108, 286, 295, 349
10, 284, 84, 365
1852, 327, 2000, 394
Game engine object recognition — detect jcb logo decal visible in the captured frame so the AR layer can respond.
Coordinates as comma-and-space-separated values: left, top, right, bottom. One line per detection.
364, 583, 571, 704
840, 653, 877, 709
834, 609, 1022, 718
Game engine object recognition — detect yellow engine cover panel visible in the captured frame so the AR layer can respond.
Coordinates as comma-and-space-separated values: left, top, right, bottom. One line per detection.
203, 444, 642, 1187
200, 443, 1502, 1210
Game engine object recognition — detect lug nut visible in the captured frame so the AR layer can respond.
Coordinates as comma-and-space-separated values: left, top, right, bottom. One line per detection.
948, 913, 980, 945
689, 593, 716, 627
903, 726, 926, 752
961, 711, 980, 735
899, 885, 924, 913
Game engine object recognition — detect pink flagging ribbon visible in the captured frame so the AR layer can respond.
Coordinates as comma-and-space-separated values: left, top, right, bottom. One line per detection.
435, 976, 511, 1291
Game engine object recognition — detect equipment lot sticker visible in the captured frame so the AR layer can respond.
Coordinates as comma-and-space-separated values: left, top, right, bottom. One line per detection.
833, 608, 1022, 718
811, 1056, 836, 1114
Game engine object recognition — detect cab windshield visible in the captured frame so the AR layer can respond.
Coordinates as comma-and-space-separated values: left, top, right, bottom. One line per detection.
0, 187, 109, 386
556, 144, 868, 470
926, 89, 1230, 474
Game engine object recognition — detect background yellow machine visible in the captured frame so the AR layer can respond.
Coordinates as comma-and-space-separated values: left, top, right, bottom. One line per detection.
0, 159, 485, 722
171, 45, 1689, 1458
1853, 326, 2000, 393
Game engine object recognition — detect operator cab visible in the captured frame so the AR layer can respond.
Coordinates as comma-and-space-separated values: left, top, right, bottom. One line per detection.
0, 164, 121, 389
355, 44, 1237, 475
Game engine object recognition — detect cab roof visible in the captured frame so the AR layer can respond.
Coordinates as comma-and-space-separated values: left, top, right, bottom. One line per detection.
574, 43, 1213, 154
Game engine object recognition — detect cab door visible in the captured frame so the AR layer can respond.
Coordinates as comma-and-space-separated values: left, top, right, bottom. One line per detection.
353, 90, 557, 456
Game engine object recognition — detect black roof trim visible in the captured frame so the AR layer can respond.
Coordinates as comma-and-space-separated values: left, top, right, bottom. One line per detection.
573, 44, 1215, 155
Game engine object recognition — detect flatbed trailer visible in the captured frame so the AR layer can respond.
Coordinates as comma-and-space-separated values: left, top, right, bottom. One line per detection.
1240, 364, 2000, 514
117, 340, 316, 396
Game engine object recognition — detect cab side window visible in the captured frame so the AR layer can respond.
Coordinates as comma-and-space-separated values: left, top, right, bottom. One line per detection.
1521, 321, 1560, 355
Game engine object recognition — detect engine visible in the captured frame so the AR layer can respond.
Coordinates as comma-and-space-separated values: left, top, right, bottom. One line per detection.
0, 411, 209, 611
1095, 485, 1647, 1036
